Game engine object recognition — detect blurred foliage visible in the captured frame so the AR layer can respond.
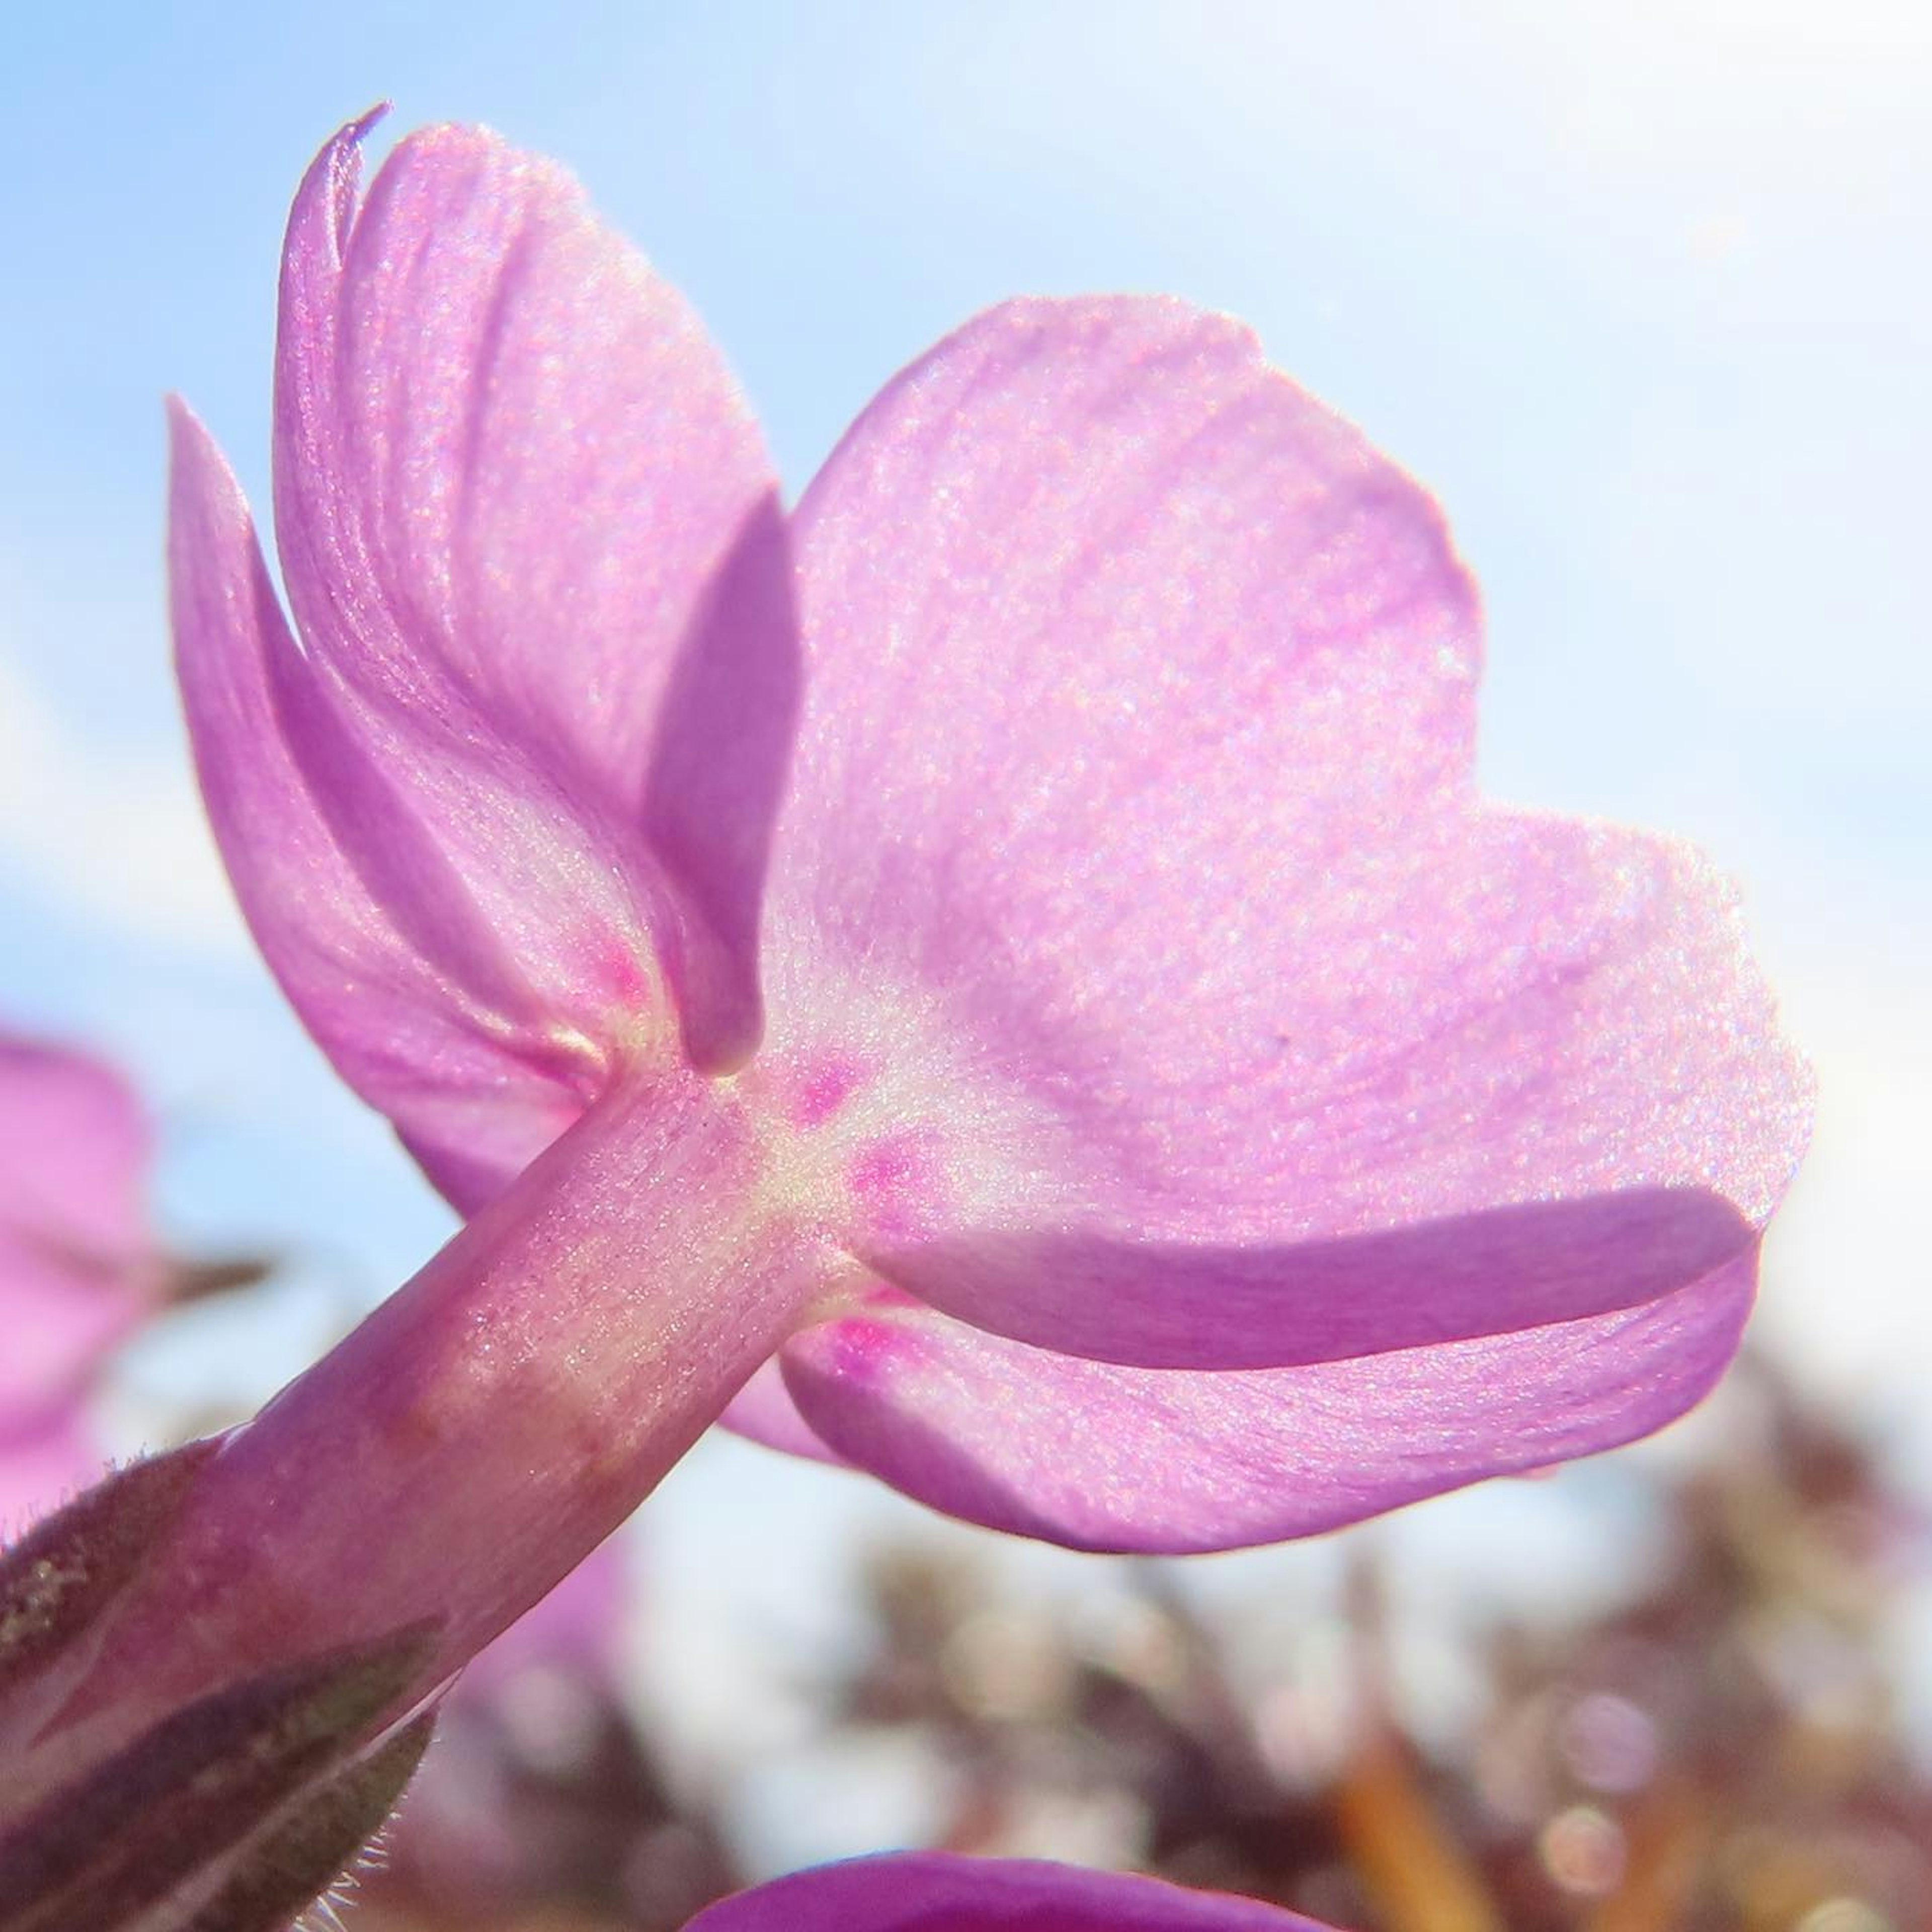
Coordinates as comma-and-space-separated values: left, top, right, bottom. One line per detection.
348, 1358, 1930, 1931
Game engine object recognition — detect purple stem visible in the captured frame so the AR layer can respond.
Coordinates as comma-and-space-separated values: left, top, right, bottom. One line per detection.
16, 1066, 837, 1803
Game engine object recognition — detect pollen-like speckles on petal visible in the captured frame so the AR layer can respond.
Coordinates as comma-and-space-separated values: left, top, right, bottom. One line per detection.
817, 1312, 920, 1389
791, 1054, 867, 1130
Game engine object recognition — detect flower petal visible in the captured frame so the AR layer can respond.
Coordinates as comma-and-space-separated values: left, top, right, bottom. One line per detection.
0, 1242, 141, 1425
686, 1853, 1324, 1930
776, 309, 1800, 1376
779, 1263, 1754, 1553
874, 1187, 1755, 1373
274, 116, 796, 1067
773, 303, 1805, 1369
870, 816, 1806, 1367
774, 294, 1476, 1084
716, 1358, 847, 1468
169, 400, 586, 1184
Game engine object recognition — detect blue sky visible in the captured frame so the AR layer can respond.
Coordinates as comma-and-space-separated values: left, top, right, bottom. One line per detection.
2, 0, 1929, 1838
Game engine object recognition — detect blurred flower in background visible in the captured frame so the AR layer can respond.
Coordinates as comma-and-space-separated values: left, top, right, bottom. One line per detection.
0, 1031, 155, 1530
0, 1029, 265, 1535
684, 1852, 1336, 1930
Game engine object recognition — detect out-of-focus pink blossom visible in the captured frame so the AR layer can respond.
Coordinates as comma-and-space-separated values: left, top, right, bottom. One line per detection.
64, 106, 1806, 1749
686, 1854, 1330, 1930
0, 1034, 158, 1534
380, 1543, 639, 1908
452, 1526, 628, 1701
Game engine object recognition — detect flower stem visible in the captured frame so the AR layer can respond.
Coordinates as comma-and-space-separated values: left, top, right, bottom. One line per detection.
18, 1071, 835, 1799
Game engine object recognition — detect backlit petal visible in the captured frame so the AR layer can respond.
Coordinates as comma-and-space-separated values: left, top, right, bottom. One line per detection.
169, 401, 586, 1184
274, 116, 796, 1067
766, 300, 1803, 1376
846, 817, 1805, 1367
780, 1262, 1753, 1552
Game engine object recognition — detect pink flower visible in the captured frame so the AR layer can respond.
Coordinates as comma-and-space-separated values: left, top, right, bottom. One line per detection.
29, 105, 1804, 1773
377, 1543, 639, 1911
450, 1531, 629, 1702
0, 1033, 158, 1535
688, 1854, 1330, 1930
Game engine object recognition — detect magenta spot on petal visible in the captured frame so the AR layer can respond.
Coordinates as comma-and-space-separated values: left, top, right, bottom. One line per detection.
848, 1133, 944, 1242
793, 1054, 865, 1128
851, 1138, 916, 1198
593, 938, 653, 1005
820, 1315, 914, 1387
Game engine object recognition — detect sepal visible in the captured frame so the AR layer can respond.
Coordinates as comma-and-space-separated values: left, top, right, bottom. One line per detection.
174, 1712, 435, 1932
0, 1440, 221, 1722
0, 1619, 439, 1932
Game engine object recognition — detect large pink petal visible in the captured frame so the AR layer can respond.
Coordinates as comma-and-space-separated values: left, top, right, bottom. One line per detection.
686, 1853, 1326, 1930
774, 295, 1477, 1089
873, 1189, 1754, 1373
274, 116, 796, 1067
779, 1265, 1754, 1554
767, 309, 1805, 1363
849, 816, 1802, 1368
169, 401, 588, 1188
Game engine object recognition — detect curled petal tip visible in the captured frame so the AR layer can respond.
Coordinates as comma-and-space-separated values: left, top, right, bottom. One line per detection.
327, 102, 391, 161
299, 104, 391, 261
